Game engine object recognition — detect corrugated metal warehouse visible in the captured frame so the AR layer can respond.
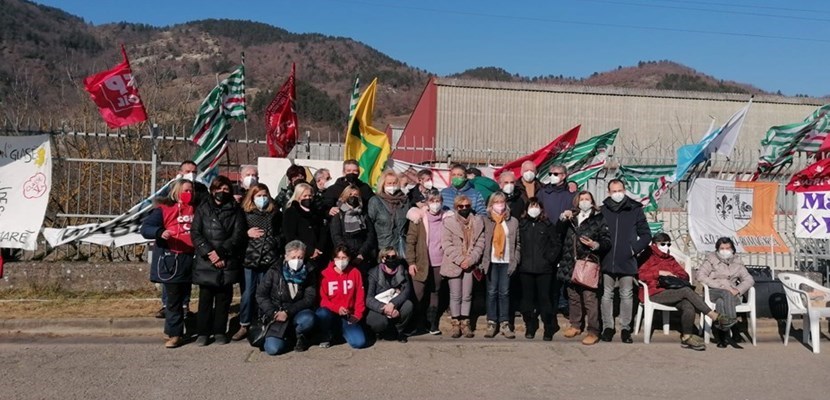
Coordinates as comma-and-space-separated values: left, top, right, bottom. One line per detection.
395, 78, 826, 164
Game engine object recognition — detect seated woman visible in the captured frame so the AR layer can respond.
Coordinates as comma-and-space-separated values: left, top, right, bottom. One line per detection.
696, 237, 755, 349
365, 247, 414, 343
255, 240, 317, 356
315, 245, 368, 349
639, 233, 733, 351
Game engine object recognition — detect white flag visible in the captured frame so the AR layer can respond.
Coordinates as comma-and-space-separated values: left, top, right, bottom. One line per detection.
707, 99, 752, 158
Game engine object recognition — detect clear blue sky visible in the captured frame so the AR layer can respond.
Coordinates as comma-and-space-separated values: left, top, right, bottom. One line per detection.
37, 0, 830, 96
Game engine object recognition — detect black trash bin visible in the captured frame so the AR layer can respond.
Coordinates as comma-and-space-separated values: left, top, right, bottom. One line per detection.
746, 266, 788, 320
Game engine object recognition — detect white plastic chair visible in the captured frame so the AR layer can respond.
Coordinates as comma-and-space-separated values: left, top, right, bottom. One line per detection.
633, 254, 693, 344
778, 273, 830, 354
699, 285, 757, 346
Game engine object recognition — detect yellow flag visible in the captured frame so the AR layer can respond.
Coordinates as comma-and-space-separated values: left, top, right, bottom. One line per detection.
344, 78, 391, 187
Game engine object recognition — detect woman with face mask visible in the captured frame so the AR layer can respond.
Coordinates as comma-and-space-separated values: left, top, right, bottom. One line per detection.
140, 179, 196, 349
517, 198, 561, 341
232, 183, 283, 342
191, 176, 248, 346
365, 247, 414, 342
282, 183, 329, 270
330, 185, 376, 274
367, 169, 409, 258
639, 233, 733, 351
255, 240, 317, 355
695, 237, 755, 349
406, 189, 450, 335
556, 191, 611, 346
316, 246, 367, 349
481, 192, 521, 339
441, 195, 486, 338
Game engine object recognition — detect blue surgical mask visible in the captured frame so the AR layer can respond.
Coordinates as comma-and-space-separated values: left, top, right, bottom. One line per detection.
254, 196, 269, 210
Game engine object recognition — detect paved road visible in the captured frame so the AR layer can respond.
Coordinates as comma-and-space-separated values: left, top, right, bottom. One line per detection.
1, 331, 828, 400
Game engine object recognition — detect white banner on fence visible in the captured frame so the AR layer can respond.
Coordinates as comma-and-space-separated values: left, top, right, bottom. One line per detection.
0, 135, 52, 250
795, 191, 830, 239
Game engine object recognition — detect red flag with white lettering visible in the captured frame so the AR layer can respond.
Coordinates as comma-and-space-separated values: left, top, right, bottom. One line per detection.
786, 157, 830, 192
265, 63, 299, 157
83, 46, 148, 128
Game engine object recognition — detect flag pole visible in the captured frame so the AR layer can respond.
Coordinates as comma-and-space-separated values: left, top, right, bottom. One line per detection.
122, 43, 158, 193
241, 52, 252, 163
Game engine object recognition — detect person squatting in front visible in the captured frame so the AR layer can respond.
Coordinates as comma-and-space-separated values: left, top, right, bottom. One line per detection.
316, 245, 368, 349
365, 247, 414, 343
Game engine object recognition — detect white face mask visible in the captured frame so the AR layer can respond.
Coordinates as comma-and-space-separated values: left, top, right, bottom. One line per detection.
527, 207, 542, 219
493, 203, 506, 214
522, 171, 536, 182
658, 245, 671, 254
254, 196, 269, 210
242, 175, 258, 189
287, 259, 303, 271
179, 172, 195, 182
610, 192, 626, 203
423, 180, 433, 190
549, 175, 562, 185
384, 185, 398, 195
334, 259, 349, 270
578, 200, 592, 211
428, 202, 442, 214
502, 183, 514, 195
324, 178, 336, 189
718, 249, 734, 259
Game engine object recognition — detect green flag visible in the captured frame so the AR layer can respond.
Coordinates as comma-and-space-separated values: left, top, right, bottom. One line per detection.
541, 129, 619, 187
190, 65, 246, 173
616, 165, 676, 213
757, 104, 830, 176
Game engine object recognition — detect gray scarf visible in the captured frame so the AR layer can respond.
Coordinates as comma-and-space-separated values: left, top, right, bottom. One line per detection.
339, 202, 365, 233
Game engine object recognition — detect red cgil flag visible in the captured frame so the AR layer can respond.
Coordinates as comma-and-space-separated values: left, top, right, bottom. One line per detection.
83, 45, 148, 129
265, 63, 299, 157
786, 157, 830, 192
493, 125, 580, 179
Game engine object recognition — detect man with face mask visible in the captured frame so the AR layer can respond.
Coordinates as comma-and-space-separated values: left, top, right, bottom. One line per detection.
537, 165, 575, 222
323, 159, 375, 215
233, 165, 259, 203
408, 169, 434, 208
440, 164, 487, 215
274, 164, 308, 211
599, 179, 652, 344
519, 161, 543, 202
498, 171, 525, 220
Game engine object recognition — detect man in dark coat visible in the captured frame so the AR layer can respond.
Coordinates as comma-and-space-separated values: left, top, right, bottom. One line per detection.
599, 179, 652, 344
537, 164, 575, 316
498, 171, 525, 220
322, 159, 375, 214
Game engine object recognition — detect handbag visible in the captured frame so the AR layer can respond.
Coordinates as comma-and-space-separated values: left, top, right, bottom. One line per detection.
657, 275, 693, 290
570, 229, 600, 289
247, 315, 275, 348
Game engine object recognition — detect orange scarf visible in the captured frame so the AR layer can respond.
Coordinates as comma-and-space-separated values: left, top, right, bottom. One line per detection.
491, 212, 506, 259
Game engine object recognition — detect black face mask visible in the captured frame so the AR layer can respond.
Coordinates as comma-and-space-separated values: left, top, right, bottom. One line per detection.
457, 208, 472, 218
213, 191, 232, 204
345, 173, 359, 183
346, 196, 360, 207
299, 199, 312, 209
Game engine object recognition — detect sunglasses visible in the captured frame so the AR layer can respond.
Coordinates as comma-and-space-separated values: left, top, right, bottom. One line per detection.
657, 242, 672, 247
456, 204, 472, 210
551, 172, 564, 176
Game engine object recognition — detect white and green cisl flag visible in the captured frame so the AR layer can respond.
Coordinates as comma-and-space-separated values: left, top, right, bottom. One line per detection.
616, 164, 676, 213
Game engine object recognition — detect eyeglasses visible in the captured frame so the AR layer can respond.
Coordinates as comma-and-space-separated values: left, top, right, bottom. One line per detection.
657, 242, 672, 247
456, 204, 472, 210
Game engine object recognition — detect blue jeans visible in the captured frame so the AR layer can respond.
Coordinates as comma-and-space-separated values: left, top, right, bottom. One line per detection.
161, 284, 191, 309
263, 309, 316, 356
486, 263, 510, 323
239, 269, 266, 326
314, 307, 367, 349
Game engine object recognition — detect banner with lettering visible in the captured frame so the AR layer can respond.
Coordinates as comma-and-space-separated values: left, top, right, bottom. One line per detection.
688, 178, 788, 253
795, 192, 830, 238
0, 135, 52, 250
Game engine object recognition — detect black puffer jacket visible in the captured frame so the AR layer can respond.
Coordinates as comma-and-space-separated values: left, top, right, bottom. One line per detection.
243, 208, 283, 271
517, 216, 560, 275
600, 196, 652, 276
255, 262, 316, 338
556, 209, 612, 283
505, 190, 526, 221
282, 201, 329, 256
191, 199, 248, 287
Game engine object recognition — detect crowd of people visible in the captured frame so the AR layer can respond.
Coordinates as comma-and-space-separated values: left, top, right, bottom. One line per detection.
140, 159, 755, 353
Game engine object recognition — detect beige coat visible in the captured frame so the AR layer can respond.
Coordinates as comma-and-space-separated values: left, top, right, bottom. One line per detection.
696, 252, 755, 295
440, 214, 485, 279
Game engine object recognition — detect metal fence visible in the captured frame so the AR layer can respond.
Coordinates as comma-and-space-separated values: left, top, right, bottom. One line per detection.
2, 125, 826, 282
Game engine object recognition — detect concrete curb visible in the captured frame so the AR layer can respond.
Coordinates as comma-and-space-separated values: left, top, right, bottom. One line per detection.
0, 316, 792, 338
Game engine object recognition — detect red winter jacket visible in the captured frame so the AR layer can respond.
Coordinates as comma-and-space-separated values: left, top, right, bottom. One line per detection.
638, 244, 688, 303
319, 261, 366, 320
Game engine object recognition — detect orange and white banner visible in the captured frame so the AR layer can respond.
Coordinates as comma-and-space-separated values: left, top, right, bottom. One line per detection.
688, 179, 788, 253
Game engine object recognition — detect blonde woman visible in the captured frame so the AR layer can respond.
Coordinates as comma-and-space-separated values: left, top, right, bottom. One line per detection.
282, 183, 328, 269
330, 184, 376, 272
441, 195, 485, 338
481, 192, 521, 339
367, 169, 409, 258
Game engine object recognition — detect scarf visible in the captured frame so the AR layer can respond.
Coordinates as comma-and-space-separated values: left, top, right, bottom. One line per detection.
377, 189, 407, 209
282, 263, 308, 284
490, 211, 506, 259
577, 209, 591, 226
339, 202, 365, 233
380, 262, 399, 275
457, 213, 474, 253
